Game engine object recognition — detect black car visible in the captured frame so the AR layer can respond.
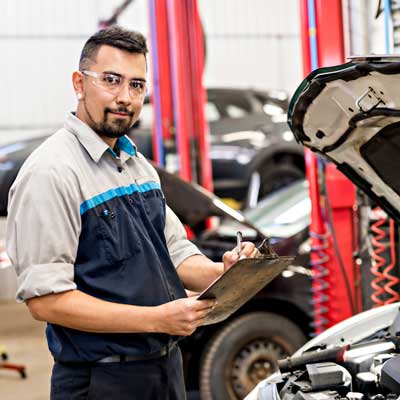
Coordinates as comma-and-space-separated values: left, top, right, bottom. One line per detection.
0, 135, 50, 215
132, 87, 305, 207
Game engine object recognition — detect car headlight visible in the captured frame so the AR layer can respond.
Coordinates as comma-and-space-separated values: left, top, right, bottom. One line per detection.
0, 156, 14, 171
209, 145, 257, 165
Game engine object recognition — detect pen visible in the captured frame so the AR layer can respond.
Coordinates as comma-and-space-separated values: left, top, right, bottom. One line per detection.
236, 231, 243, 257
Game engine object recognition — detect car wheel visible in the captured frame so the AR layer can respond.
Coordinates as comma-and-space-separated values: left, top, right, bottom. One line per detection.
258, 161, 304, 200
199, 312, 306, 400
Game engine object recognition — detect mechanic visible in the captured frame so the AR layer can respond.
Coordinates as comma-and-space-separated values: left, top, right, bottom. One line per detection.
6, 26, 256, 400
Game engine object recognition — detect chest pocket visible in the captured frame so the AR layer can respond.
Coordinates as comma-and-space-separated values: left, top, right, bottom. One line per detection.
97, 200, 142, 265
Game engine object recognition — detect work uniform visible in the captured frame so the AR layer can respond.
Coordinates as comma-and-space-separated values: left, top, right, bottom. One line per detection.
6, 112, 201, 399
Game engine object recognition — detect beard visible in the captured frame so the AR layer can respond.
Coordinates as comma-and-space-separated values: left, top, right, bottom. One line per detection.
84, 102, 136, 139
96, 107, 135, 138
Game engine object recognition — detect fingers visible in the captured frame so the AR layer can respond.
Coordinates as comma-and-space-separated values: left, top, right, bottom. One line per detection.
239, 241, 256, 257
195, 307, 214, 319
231, 241, 256, 259
227, 242, 256, 259
223, 250, 239, 265
185, 289, 200, 297
191, 298, 216, 311
223, 241, 257, 268
185, 299, 216, 323
160, 297, 216, 336
184, 308, 212, 333
249, 247, 261, 258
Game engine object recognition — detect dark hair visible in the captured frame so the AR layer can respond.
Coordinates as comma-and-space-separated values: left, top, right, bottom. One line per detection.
79, 26, 148, 70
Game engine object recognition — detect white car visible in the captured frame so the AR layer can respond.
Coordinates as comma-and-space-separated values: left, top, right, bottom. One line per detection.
247, 55, 400, 400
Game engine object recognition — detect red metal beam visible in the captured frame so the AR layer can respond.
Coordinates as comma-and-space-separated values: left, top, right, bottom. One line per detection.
166, 0, 192, 181
149, 0, 174, 165
299, 0, 311, 77
164, 0, 212, 190
154, 0, 174, 142
187, 0, 213, 192
315, 0, 345, 65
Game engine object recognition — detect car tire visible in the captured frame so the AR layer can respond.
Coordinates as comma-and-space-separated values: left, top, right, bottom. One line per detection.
258, 160, 304, 200
199, 312, 306, 400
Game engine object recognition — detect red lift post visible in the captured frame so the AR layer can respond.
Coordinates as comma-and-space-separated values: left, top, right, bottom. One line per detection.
148, 0, 174, 166
300, 0, 360, 334
165, 0, 193, 182
167, 0, 213, 191
149, 0, 212, 192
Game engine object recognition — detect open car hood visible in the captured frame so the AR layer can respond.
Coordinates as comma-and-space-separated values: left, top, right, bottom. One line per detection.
288, 56, 400, 223
154, 165, 264, 236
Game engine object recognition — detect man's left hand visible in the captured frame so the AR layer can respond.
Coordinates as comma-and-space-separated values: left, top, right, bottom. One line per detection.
222, 241, 257, 272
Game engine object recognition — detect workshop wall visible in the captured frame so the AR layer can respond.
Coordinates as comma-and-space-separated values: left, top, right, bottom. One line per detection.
0, 0, 389, 135
199, 0, 302, 93
1, 0, 301, 134
0, 0, 148, 133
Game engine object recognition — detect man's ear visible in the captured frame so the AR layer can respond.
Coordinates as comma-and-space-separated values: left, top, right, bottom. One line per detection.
72, 70, 84, 100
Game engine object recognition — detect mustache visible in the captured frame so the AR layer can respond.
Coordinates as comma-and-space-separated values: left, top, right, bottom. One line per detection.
105, 107, 134, 116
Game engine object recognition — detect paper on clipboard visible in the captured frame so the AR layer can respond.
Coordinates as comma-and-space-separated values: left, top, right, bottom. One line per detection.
198, 250, 295, 325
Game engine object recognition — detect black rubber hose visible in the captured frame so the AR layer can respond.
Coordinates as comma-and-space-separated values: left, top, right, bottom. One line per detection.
277, 345, 347, 372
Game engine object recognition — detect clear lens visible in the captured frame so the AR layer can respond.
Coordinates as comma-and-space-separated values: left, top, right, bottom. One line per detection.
82, 70, 146, 97
129, 80, 146, 95
101, 74, 122, 87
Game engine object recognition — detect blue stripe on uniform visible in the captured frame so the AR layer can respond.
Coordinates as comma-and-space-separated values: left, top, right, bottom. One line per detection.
80, 182, 161, 215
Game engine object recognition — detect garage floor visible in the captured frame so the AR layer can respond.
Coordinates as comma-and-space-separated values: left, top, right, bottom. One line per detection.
0, 301, 52, 400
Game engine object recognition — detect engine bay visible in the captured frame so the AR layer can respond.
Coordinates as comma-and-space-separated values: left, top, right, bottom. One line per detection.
252, 308, 400, 400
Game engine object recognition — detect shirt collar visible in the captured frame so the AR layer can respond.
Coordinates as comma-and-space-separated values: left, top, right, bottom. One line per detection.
64, 112, 137, 163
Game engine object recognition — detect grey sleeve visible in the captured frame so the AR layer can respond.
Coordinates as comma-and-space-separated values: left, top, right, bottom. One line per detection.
164, 205, 203, 268
6, 166, 81, 302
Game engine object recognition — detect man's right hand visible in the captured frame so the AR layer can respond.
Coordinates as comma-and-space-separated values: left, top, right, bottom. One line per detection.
154, 297, 216, 336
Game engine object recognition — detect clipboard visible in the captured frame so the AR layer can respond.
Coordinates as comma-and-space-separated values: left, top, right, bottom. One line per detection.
198, 240, 295, 325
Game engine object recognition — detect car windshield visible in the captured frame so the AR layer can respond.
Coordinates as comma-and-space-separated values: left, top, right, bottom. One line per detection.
216, 179, 310, 239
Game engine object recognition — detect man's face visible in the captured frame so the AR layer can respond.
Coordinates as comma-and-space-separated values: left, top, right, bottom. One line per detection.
75, 45, 147, 141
